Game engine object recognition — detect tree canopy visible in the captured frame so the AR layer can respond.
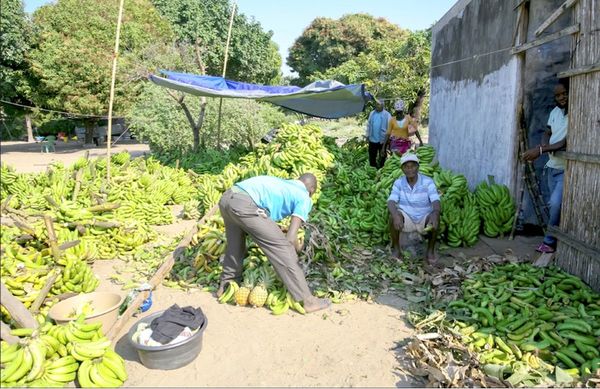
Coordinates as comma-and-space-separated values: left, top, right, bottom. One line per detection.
26, 0, 175, 117
0, 0, 31, 101
287, 13, 408, 85
314, 29, 432, 119
151, 0, 281, 84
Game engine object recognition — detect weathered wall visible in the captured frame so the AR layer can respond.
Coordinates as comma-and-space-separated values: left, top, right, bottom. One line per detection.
430, 0, 520, 190
430, 0, 573, 225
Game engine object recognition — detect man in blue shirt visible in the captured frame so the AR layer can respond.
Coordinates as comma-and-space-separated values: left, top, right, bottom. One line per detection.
217, 173, 330, 313
387, 153, 441, 264
365, 99, 391, 168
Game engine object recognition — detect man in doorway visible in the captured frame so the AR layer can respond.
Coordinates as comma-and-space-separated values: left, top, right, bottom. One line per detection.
365, 99, 391, 168
523, 81, 568, 253
216, 173, 331, 313
387, 153, 440, 264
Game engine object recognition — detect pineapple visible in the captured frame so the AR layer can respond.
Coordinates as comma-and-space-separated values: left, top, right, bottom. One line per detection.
248, 268, 272, 308
235, 273, 255, 306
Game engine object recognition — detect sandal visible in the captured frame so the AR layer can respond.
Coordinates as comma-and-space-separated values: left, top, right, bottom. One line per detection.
536, 243, 555, 254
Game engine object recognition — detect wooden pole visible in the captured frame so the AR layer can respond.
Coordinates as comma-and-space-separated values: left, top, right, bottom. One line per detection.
216, 1, 237, 150
43, 215, 61, 262
30, 270, 59, 313
106, 204, 219, 341
106, 0, 126, 182
0, 282, 39, 330
0, 321, 20, 344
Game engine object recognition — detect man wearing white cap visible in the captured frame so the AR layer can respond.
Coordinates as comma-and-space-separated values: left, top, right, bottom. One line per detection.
365, 98, 391, 168
388, 153, 441, 264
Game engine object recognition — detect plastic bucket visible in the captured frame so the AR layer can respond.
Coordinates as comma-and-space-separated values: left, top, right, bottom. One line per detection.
48, 292, 123, 331
127, 310, 207, 370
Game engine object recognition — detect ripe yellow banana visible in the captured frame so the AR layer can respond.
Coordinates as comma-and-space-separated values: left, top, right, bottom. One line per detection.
89, 360, 123, 387
100, 352, 128, 382
77, 359, 95, 388
3, 345, 32, 383
25, 341, 47, 381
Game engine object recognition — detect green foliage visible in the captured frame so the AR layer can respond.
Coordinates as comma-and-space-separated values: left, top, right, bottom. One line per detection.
128, 83, 288, 154
0, 0, 31, 100
26, 0, 175, 116
127, 83, 195, 154
315, 118, 364, 140
151, 0, 281, 84
316, 29, 432, 119
287, 14, 408, 85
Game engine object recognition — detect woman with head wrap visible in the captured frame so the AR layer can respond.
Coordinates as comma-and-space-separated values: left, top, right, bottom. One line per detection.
383, 99, 423, 155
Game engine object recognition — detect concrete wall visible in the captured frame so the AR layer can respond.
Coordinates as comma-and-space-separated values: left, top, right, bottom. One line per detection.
430, 0, 520, 190
430, 0, 573, 224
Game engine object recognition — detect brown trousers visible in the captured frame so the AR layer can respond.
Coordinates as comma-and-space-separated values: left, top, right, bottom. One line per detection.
218, 189, 312, 301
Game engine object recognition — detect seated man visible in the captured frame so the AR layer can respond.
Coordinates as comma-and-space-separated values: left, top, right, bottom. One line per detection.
387, 153, 440, 264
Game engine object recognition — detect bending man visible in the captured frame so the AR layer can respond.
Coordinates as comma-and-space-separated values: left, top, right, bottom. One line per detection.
217, 173, 330, 313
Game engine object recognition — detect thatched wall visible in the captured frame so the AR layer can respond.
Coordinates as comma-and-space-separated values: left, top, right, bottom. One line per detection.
555, 0, 600, 291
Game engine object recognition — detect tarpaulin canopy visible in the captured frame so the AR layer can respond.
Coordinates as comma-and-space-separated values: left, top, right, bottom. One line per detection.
149, 70, 373, 119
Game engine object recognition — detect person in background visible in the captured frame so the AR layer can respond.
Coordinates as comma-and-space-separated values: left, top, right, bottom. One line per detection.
523, 82, 569, 254
387, 153, 440, 264
365, 98, 391, 168
216, 173, 331, 313
384, 99, 423, 156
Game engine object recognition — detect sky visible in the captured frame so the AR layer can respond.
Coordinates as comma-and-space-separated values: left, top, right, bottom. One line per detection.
23, 0, 457, 75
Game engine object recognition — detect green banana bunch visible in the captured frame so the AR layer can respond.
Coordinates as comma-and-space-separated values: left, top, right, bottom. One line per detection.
218, 281, 239, 304
475, 180, 515, 237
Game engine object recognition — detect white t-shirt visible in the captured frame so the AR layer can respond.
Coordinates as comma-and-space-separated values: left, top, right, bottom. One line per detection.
546, 106, 568, 170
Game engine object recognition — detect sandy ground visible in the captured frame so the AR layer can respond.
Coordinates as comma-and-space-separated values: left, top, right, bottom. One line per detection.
0, 140, 150, 173
4, 142, 543, 387
89, 213, 540, 388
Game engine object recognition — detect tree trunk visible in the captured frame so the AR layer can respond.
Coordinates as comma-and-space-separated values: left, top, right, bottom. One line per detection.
25, 114, 34, 143
194, 97, 207, 151
84, 120, 96, 145
168, 91, 207, 152
411, 89, 427, 123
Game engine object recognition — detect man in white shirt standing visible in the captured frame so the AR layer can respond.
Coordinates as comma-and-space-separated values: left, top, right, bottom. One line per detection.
523, 82, 568, 253
365, 99, 391, 169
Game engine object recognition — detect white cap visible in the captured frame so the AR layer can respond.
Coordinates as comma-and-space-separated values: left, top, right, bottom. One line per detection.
400, 153, 419, 166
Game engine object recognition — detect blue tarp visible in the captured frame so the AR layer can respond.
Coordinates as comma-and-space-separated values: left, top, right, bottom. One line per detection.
149, 70, 372, 119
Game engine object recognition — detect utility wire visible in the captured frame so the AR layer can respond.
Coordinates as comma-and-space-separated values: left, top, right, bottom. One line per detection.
430, 46, 513, 70
0, 99, 121, 120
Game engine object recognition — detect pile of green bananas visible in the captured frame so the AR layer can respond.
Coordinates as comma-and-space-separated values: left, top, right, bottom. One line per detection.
446, 263, 600, 380
414, 145, 436, 165
433, 169, 469, 205
475, 181, 515, 237
1, 316, 127, 387
440, 193, 480, 247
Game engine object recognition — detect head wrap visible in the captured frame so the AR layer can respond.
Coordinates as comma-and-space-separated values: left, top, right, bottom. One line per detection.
394, 99, 405, 112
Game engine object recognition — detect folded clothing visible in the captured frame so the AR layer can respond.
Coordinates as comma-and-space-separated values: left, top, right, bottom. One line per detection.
150, 304, 205, 344
137, 326, 197, 347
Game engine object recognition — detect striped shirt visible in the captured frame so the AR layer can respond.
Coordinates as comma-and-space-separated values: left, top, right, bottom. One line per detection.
388, 174, 440, 222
